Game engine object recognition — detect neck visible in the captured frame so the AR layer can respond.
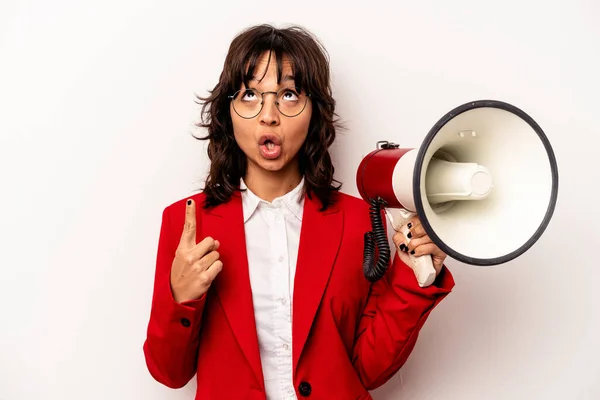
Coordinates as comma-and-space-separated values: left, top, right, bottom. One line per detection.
244, 160, 302, 202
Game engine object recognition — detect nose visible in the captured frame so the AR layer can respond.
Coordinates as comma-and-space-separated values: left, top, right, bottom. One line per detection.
258, 93, 280, 126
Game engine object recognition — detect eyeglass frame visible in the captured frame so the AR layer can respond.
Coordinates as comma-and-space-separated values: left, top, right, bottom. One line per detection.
227, 86, 312, 119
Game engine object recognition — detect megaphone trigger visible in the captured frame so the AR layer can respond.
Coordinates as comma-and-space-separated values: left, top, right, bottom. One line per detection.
385, 208, 438, 287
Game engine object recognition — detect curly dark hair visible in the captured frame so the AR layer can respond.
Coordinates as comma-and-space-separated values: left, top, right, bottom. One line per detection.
194, 24, 342, 210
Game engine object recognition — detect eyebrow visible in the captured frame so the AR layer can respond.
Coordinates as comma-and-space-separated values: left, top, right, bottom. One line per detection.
248, 74, 295, 84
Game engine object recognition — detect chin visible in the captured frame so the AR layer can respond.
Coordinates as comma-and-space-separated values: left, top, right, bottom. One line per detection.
258, 158, 287, 172
250, 152, 291, 173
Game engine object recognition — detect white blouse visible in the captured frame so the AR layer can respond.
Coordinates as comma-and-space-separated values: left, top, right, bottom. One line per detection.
240, 178, 305, 399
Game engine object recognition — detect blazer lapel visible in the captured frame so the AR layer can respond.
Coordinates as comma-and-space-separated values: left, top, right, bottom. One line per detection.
201, 193, 264, 389
292, 193, 344, 371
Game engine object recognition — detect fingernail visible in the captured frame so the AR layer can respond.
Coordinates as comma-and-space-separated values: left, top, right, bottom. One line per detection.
187, 199, 192, 205
407, 232, 412, 239
410, 250, 415, 255
407, 223, 412, 229
399, 244, 406, 251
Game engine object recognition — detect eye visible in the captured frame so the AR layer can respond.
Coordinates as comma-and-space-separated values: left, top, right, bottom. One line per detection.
280, 89, 299, 101
241, 90, 257, 101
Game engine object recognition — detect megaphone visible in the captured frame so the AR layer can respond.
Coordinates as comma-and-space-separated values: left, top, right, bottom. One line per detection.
357, 100, 559, 287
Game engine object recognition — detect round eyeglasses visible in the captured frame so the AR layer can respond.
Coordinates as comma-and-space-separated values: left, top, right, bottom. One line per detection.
228, 87, 310, 119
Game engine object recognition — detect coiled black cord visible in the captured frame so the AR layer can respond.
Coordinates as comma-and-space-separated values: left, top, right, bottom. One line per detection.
363, 197, 391, 282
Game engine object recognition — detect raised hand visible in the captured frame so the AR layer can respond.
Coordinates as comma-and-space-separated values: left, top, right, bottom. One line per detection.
170, 199, 222, 303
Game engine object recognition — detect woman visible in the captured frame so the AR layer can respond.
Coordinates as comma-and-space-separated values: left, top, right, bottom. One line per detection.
143, 24, 455, 399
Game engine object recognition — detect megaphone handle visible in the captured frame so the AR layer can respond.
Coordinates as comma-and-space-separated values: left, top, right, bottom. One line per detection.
385, 208, 438, 288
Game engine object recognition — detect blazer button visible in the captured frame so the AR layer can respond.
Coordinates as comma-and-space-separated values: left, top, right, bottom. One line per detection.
180, 318, 191, 327
298, 382, 311, 396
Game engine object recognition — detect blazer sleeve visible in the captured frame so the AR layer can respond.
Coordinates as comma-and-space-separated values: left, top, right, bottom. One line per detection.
143, 205, 206, 389
351, 253, 455, 390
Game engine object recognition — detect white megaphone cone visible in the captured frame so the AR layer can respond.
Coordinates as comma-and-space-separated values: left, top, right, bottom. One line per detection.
356, 100, 559, 287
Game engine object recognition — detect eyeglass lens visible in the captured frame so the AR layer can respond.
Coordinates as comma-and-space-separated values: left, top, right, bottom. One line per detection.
231, 87, 308, 118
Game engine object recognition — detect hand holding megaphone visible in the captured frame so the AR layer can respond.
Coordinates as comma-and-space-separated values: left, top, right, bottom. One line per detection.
389, 209, 445, 287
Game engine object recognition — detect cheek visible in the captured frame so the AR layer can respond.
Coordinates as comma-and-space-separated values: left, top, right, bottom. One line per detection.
231, 116, 255, 150
284, 129, 308, 156
287, 112, 312, 149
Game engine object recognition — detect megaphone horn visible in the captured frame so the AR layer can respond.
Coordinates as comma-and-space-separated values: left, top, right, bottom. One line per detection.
357, 100, 559, 287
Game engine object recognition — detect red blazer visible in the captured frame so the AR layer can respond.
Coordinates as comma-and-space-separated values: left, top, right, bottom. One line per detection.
143, 190, 455, 399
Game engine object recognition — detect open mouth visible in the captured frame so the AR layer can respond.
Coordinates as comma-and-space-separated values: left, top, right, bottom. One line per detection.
259, 133, 281, 146
259, 134, 282, 159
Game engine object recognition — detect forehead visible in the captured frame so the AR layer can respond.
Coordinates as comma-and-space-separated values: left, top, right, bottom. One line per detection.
244, 51, 295, 87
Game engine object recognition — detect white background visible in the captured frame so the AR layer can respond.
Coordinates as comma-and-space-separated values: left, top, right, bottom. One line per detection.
1, 1, 599, 399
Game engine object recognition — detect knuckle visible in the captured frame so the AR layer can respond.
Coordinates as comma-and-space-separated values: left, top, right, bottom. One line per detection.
184, 254, 195, 265
420, 236, 430, 245
198, 257, 209, 269
191, 263, 202, 273
198, 273, 211, 286
419, 244, 435, 256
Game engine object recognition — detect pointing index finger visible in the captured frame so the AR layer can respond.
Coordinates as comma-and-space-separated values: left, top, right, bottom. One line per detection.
179, 198, 197, 249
